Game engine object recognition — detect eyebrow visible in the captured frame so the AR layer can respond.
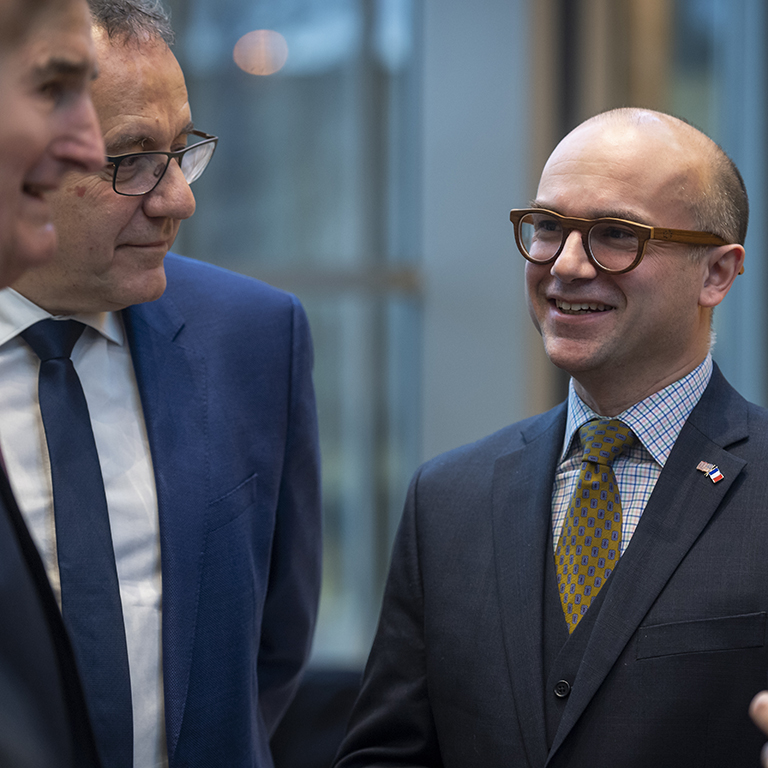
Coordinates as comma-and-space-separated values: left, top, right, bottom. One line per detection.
33, 55, 96, 82
106, 121, 197, 156
529, 200, 650, 225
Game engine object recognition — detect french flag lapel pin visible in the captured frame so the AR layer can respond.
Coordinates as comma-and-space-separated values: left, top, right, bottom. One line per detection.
696, 461, 724, 483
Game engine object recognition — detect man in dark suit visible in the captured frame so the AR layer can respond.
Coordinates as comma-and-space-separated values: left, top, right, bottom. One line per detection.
0, 0, 104, 765
0, 2, 321, 767
334, 109, 767, 767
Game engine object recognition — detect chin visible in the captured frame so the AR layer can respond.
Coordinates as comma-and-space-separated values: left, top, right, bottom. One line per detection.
542, 337, 601, 376
0, 226, 58, 288
116, 271, 168, 309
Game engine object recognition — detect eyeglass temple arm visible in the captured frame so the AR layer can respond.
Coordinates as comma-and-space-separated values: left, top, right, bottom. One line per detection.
651, 227, 744, 275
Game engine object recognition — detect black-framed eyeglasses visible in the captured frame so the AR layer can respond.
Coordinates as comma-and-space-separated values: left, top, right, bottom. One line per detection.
106, 130, 218, 196
509, 208, 731, 274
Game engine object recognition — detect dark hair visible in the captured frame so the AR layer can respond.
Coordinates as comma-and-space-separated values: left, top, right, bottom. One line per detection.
86, 0, 174, 45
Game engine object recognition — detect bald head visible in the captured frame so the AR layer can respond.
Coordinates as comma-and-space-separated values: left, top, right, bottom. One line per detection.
553, 108, 748, 245
527, 106, 746, 414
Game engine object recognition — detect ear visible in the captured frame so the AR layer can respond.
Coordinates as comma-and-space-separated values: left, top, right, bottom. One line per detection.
698, 244, 745, 308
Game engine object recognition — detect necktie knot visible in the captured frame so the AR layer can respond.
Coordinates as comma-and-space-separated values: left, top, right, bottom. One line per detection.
21, 319, 85, 362
579, 418, 635, 468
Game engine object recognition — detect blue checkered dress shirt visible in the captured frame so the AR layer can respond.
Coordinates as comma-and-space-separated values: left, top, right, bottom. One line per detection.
552, 354, 713, 554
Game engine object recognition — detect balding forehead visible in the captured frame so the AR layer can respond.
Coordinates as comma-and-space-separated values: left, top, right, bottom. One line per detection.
550, 111, 714, 180
577, 108, 715, 155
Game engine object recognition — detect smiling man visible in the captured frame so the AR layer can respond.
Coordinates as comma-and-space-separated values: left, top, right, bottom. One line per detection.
0, 0, 103, 284
335, 109, 768, 768
0, 0, 104, 766
0, 2, 321, 768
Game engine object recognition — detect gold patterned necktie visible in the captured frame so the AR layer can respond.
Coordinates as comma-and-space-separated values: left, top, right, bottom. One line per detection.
555, 419, 635, 633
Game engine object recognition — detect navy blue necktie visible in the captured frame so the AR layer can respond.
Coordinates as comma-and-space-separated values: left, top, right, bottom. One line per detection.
21, 319, 133, 768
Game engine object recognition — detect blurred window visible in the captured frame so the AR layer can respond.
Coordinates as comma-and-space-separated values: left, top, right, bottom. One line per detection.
165, 0, 422, 666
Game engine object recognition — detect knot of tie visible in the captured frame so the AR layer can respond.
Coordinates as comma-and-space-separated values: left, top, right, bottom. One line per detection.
20, 319, 85, 362
579, 418, 635, 468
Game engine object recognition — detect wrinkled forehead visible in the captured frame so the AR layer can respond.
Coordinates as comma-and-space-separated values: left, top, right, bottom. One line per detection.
91, 29, 192, 150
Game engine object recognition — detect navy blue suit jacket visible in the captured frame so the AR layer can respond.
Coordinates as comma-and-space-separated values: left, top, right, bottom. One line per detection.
123, 253, 321, 768
336, 365, 768, 767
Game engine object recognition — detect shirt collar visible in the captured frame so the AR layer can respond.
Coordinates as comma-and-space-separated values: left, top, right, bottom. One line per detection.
0, 287, 125, 347
561, 354, 714, 467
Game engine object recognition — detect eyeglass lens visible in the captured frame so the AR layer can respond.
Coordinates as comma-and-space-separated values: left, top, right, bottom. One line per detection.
114, 141, 216, 195
181, 141, 216, 184
519, 212, 640, 271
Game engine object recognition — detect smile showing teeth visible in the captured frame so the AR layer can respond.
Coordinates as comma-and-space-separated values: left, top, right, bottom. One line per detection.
556, 300, 612, 314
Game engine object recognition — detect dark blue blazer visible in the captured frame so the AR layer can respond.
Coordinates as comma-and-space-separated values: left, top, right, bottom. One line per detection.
123, 253, 322, 768
336, 365, 768, 767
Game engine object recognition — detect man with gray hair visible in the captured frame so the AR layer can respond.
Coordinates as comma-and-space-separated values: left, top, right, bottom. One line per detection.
335, 109, 768, 767
0, 2, 322, 767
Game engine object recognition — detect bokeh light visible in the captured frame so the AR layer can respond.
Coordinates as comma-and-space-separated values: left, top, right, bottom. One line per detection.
233, 30, 289, 76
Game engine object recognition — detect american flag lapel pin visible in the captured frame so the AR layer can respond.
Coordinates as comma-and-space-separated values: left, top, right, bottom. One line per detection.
696, 461, 724, 483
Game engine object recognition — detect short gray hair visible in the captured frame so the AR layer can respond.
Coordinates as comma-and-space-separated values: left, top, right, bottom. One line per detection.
87, 0, 174, 45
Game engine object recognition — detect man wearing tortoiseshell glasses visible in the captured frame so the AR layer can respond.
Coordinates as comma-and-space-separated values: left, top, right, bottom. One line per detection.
336, 109, 768, 768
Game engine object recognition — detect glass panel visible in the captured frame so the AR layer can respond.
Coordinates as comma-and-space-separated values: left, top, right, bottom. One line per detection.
163, 0, 422, 665
668, 0, 768, 404
669, 0, 719, 134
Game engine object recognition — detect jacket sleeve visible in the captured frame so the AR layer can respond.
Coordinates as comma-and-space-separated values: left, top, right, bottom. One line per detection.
334, 468, 443, 767
257, 296, 322, 735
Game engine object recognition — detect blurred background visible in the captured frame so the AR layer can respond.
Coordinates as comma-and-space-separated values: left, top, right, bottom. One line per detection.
165, 0, 767, 680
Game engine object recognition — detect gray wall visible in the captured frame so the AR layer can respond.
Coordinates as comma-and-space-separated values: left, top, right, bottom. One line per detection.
420, 0, 533, 462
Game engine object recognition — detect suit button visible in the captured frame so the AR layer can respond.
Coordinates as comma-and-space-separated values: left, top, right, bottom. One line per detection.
554, 680, 571, 698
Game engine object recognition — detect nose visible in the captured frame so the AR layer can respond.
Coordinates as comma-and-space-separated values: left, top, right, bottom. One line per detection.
550, 229, 598, 282
49, 92, 105, 173
142, 157, 196, 222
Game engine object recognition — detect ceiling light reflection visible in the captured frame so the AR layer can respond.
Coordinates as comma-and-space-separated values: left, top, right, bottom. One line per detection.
233, 30, 289, 76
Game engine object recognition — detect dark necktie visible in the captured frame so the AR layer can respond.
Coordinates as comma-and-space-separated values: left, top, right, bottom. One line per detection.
21, 319, 133, 768
555, 418, 635, 633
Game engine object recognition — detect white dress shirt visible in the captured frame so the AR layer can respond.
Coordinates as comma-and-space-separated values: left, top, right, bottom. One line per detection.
0, 288, 168, 768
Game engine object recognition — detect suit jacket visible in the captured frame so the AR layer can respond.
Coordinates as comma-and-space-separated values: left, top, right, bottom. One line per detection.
335, 365, 768, 767
122, 253, 322, 768
0, 468, 100, 768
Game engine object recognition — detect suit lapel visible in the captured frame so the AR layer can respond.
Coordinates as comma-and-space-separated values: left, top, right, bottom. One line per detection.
492, 406, 566, 768
547, 367, 749, 760
123, 299, 208, 764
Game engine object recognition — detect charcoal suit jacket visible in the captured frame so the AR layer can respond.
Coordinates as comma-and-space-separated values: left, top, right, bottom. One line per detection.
122, 253, 322, 768
0, 468, 100, 767
335, 364, 768, 767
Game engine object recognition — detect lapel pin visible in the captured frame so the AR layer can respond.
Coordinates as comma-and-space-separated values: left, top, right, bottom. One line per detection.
696, 461, 724, 483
